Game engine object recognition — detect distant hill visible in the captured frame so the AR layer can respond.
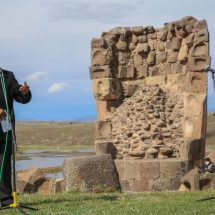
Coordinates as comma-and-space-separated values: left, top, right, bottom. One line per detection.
206, 112, 215, 147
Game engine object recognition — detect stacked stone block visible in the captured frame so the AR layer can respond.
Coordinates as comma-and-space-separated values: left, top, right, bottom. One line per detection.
90, 16, 209, 192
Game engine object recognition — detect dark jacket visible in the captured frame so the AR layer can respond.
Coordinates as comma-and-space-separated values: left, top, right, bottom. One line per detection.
0, 68, 32, 129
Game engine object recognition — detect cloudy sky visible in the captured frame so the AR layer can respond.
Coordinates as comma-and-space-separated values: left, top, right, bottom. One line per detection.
0, 0, 215, 121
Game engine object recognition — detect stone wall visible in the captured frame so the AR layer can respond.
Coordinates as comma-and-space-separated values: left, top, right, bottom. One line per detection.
90, 16, 209, 192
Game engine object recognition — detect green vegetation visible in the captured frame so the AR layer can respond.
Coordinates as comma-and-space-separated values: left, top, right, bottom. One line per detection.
1, 191, 215, 215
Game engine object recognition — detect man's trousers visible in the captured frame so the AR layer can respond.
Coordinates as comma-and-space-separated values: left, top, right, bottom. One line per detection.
0, 131, 12, 202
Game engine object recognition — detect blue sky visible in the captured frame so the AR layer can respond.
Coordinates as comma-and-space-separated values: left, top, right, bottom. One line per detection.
0, 0, 215, 121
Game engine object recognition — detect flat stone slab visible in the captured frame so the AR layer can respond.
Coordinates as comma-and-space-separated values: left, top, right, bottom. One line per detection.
63, 154, 120, 192
115, 159, 192, 192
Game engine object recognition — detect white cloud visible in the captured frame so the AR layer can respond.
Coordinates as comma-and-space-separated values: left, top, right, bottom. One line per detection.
26, 71, 49, 82
48, 82, 70, 93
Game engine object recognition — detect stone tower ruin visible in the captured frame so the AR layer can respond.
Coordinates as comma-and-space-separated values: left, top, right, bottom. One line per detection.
90, 16, 209, 191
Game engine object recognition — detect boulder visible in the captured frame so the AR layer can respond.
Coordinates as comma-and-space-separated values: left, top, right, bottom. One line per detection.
38, 179, 55, 195
38, 178, 65, 195
178, 183, 190, 192
180, 167, 199, 191
16, 167, 48, 194
63, 155, 120, 192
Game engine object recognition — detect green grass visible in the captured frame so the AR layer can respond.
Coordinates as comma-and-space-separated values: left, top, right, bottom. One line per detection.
2, 191, 215, 215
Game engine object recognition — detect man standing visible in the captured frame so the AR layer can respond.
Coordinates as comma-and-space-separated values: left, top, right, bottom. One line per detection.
0, 68, 31, 207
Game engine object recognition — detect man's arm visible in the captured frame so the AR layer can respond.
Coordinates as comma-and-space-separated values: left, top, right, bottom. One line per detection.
11, 72, 32, 104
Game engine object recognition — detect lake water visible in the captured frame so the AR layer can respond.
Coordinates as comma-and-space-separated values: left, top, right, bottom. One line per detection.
16, 148, 96, 179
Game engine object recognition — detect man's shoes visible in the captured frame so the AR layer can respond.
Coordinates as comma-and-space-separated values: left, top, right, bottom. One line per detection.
1, 196, 13, 207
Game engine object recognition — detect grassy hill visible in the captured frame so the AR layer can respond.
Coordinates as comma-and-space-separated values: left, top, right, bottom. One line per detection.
15, 121, 95, 149
206, 112, 215, 150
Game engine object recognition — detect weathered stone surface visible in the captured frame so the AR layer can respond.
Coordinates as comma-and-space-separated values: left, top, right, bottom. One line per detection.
55, 178, 64, 194
180, 167, 199, 191
183, 116, 204, 139
124, 160, 140, 179
118, 52, 130, 65
178, 45, 188, 62
37, 178, 64, 195
138, 35, 147, 43
149, 66, 159, 76
132, 34, 138, 43
123, 80, 145, 97
186, 72, 207, 93
184, 93, 206, 116
194, 19, 208, 31
129, 43, 136, 51
187, 56, 210, 72
139, 160, 160, 179
133, 54, 143, 66
147, 51, 156, 65
96, 100, 120, 121
185, 33, 194, 46
95, 140, 117, 158
159, 160, 185, 179
91, 38, 106, 48
158, 52, 167, 63
168, 37, 182, 51
96, 120, 112, 139
90, 65, 113, 79
93, 78, 122, 100
114, 160, 125, 179
127, 66, 135, 78
118, 66, 127, 79
131, 26, 143, 35
91, 49, 112, 66
195, 29, 209, 44
149, 178, 175, 191
178, 183, 190, 192
167, 50, 178, 63
17, 167, 48, 194
116, 40, 127, 51
166, 73, 186, 92
158, 41, 165, 51
136, 64, 148, 78
201, 172, 215, 190
90, 17, 209, 193
38, 179, 55, 195
160, 146, 173, 156
191, 43, 209, 57
207, 152, 215, 164
63, 155, 120, 192
136, 43, 150, 54
145, 76, 167, 85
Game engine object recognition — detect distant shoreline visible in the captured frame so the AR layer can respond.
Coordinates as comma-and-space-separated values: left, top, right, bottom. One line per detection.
16, 120, 96, 123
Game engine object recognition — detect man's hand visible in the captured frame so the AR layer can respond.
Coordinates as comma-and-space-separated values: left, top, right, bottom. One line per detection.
0, 108, 6, 121
19, 82, 30, 95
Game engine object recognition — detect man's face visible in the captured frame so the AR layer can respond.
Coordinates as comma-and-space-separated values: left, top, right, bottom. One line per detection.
205, 161, 210, 165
